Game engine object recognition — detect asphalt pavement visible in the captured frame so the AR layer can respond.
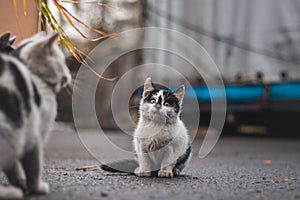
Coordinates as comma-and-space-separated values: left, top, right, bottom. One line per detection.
1, 123, 299, 200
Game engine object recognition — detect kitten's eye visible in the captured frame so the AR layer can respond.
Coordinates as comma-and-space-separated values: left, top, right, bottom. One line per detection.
164, 102, 170, 107
150, 99, 156, 104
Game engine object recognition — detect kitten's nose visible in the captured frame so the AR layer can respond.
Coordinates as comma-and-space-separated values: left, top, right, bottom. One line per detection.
154, 104, 162, 109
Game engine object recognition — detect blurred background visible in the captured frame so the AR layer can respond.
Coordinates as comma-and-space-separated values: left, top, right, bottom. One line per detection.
2, 0, 300, 137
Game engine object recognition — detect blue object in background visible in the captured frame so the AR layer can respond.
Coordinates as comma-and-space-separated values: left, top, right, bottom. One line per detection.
225, 85, 264, 101
185, 86, 225, 101
186, 84, 264, 101
186, 82, 300, 101
270, 82, 300, 100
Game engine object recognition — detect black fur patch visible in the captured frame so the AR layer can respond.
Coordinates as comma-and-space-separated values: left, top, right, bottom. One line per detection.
0, 87, 22, 128
0, 46, 14, 53
173, 146, 192, 170
143, 89, 159, 103
101, 159, 139, 174
157, 96, 162, 105
0, 57, 4, 76
8, 61, 31, 114
32, 81, 41, 107
163, 91, 180, 113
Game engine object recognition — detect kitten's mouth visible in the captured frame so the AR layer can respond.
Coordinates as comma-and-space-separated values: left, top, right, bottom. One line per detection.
153, 110, 161, 114
152, 110, 164, 117
150, 111, 167, 123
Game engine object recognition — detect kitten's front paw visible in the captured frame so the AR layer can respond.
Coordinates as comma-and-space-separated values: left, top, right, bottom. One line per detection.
173, 168, 181, 177
7, 175, 27, 192
0, 186, 23, 199
29, 181, 49, 195
134, 168, 151, 177
158, 169, 173, 178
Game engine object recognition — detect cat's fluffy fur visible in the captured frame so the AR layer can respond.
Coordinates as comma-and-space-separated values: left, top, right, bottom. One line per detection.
101, 78, 191, 177
0, 32, 71, 199
134, 77, 191, 177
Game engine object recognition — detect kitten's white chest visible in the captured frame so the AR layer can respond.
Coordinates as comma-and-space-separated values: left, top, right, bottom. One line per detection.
134, 122, 183, 152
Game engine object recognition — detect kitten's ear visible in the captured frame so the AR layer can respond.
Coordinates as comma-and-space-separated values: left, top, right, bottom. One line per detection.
143, 77, 155, 97
9, 36, 16, 45
173, 85, 185, 105
0, 32, 11, 45
45, 33, 59, 47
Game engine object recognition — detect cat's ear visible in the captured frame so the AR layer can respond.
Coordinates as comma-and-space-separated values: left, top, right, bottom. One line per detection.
0, 32, 11, 46
173, 85, 185, 105
45, 33, 59, 48
143, 77, 155, 97
9, 36, 16, 45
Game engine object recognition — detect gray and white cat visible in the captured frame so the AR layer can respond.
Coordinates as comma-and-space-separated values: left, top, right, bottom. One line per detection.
101, 77, 191, 177
0, 32, 71, 199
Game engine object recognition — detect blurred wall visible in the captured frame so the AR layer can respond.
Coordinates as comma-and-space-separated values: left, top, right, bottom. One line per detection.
143, 0, 300, 83
0, 0, 38, 44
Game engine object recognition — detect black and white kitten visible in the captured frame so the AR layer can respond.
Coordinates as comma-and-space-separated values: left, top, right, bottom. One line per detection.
0, 32, 71, 199
134, 77, 191, 177
101, 77, 191, 178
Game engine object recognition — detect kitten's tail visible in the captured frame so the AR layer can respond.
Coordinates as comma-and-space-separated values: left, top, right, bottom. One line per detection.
101, 159, 138, 174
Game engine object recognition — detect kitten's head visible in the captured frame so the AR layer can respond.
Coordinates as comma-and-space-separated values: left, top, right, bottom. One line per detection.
16, 32, 71, 93
140, 77, 185, 124
0, 32, 16, 53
